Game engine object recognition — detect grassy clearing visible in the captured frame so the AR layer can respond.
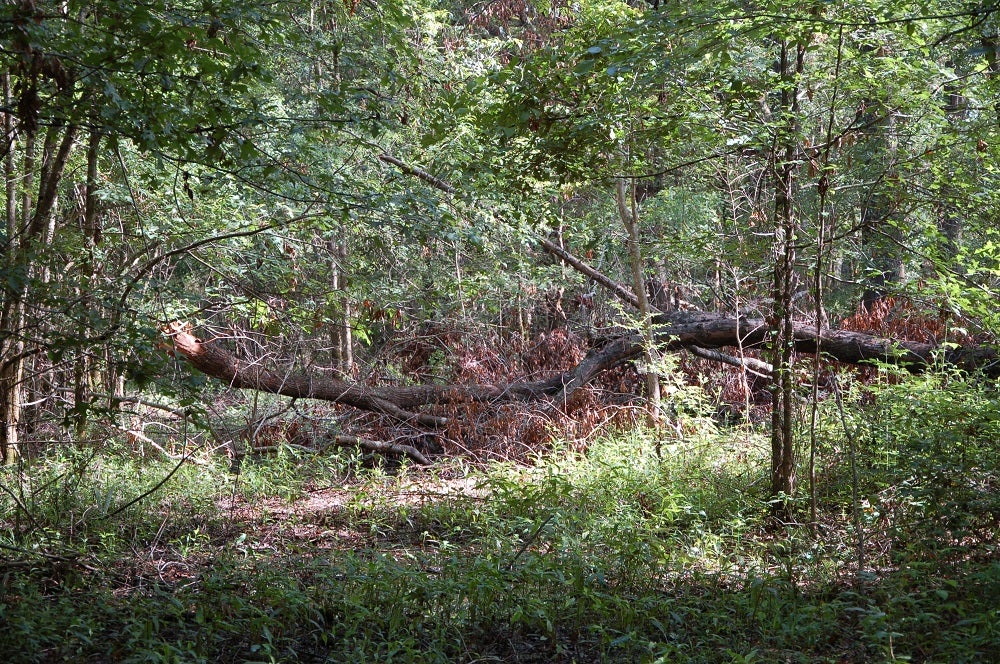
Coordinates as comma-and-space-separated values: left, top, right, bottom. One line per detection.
2, 378, 999, 663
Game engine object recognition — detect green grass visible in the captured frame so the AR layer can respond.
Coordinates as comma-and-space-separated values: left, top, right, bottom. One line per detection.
2, 379, 999, 662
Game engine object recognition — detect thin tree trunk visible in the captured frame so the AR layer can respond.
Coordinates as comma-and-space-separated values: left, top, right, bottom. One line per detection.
938, 77, 965, 261
329, 239, 343, 370
337, 239, 353, 374
616, 177, 661, 430
810, 26, 843, 526
0, 106, 30, 464
328, 236, 353, 375
981, 33, 1000, 126
768, 40, 805, 517
3, 73, 14, 235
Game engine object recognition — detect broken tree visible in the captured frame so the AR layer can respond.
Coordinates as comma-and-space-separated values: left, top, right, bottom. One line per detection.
164, 308, 1000, 430
160, 155, 1000, 469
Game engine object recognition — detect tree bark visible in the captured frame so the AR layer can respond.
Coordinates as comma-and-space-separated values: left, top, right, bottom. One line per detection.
1, 73, 18, 464
938, 75, 965, 261
327, 235, 353, 375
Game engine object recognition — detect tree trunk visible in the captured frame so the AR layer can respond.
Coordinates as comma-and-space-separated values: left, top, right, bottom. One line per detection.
0, 122, 77, 462
0, 344, 24, 464
328, 235, 353, 376
981, 33, 1000, 126
616, 177, 661, 428
768, 39, 805, 516
859, 44, 903, 310
938, 77, 965, 261
1, 73, 18, 463
71, 129, 104, 437
0, 109, 32, 464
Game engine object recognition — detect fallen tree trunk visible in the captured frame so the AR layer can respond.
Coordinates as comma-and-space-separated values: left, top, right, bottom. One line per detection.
162, 322, 642, 425
164, 313, 999, 428
651, 310, 998, 376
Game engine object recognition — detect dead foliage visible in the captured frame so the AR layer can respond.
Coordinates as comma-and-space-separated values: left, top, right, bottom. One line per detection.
839, 295, 972, 345
382, 324, 645, 462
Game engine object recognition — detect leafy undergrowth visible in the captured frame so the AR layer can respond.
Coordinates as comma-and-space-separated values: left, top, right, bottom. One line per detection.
2, 380, 1000, 663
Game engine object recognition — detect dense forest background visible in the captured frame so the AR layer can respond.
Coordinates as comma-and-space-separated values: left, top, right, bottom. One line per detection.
2, 1, 999, 662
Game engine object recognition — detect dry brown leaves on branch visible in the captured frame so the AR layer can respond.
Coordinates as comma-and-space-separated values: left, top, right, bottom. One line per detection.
840, 296, 972, 345
385, 325, 641, 462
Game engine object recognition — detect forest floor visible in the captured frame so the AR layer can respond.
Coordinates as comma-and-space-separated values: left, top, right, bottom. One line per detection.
2, 417, 998, 663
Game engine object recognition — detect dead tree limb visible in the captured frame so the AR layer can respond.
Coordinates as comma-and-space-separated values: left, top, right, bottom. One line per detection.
241, 434, 431, 466
319, 434, 431, 465
379, 154, 456, 195
381, 153, 641, 311
688, 346, 773, 378
538, 237, 640, 310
